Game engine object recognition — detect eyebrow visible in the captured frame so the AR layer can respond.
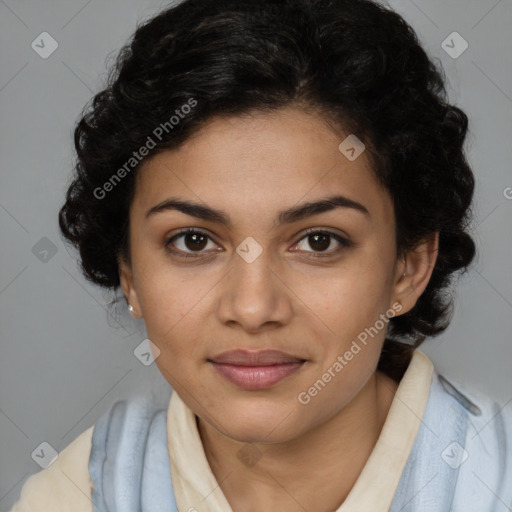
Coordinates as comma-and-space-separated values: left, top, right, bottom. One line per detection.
145, 195, 370, 227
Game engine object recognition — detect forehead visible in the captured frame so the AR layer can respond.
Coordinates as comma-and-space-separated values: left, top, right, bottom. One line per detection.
132, 107, 393, 227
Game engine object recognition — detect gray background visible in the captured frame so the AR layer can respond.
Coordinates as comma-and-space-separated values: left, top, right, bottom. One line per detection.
1, 0, 511, 509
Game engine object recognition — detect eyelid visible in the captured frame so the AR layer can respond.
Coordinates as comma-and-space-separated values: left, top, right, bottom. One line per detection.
293, 227, 353, 256
299, 226, 351, 242
165, 228, 220, 258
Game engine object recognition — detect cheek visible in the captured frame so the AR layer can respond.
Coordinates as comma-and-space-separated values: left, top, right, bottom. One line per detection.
291, 253, 394, 347
130, 239, 198, 333
134, 261, 200, 346
144, 296, 205, 392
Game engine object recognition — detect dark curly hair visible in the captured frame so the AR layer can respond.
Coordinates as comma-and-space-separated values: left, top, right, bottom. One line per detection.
58, 0, 476, 380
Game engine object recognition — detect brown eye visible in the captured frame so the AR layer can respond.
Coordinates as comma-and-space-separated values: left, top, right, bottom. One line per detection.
165, 229, 218, 258
307, 233, 330, 252
182, 231, 208, 251
293, 230, 352, 257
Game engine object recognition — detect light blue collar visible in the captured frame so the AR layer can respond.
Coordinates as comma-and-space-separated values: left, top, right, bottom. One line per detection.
89, 397, 178, 512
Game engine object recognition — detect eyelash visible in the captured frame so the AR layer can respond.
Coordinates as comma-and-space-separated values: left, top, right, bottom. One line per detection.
165, 227, 353, 260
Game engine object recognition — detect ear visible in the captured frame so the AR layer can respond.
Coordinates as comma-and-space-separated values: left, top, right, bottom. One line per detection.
118, 254, 143, 319
391, 232, 439, 315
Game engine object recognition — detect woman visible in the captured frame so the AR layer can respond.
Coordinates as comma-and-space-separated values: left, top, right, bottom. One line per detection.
10, 0, 511, 510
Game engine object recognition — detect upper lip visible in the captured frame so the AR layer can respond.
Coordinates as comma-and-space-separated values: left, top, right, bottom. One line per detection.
209, 349, 306, 366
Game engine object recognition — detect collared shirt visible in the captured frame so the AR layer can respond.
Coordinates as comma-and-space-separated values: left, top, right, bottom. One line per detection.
166, 349, 434, 511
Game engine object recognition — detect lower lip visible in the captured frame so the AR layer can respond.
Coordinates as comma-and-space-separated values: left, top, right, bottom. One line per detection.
210, 362, 305, 390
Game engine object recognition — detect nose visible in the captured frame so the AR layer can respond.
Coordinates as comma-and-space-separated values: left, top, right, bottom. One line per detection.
216, 250, 294, 334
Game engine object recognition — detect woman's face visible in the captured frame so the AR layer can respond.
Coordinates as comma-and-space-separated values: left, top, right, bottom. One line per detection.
119, 107, 422, 443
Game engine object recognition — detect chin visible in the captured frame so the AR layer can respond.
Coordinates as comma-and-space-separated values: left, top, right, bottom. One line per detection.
213, 400, 305, 444
220, 423, 297, 445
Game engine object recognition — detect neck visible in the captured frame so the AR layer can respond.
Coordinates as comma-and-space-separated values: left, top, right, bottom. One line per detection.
197, 370, 399, 512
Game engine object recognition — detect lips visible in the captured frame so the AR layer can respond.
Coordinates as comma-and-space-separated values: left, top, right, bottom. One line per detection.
209, 349, 305, 366
208, 349, 306, 390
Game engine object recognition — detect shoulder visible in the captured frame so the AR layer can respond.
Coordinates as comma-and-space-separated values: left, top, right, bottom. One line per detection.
9, 426, 94, 512
427, 369, 512, 506
429, 370, 512, 442
393, 358, 512, 510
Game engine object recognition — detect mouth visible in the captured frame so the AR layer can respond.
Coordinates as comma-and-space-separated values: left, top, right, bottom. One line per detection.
208, 349, 307, 390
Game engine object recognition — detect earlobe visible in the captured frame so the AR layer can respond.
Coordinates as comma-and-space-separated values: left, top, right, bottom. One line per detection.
118, 255, 142, 318
391, 232, 439, 315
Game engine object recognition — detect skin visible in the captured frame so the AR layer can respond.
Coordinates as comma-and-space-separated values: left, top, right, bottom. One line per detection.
119, 106, 439, 511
